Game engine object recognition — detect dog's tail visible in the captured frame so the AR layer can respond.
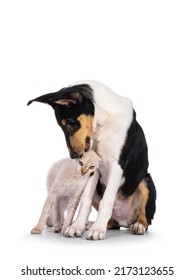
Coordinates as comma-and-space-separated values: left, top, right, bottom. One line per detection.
145, 173, 157, 225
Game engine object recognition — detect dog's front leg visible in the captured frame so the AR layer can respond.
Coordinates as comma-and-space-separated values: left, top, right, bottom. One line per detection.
64, 170, 99, 237
86, 161, 123, 240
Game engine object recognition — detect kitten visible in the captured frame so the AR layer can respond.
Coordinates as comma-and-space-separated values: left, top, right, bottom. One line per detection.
31, 150, 101, 235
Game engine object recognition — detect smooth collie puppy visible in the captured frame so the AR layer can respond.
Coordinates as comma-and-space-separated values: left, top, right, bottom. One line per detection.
28, 80, 157, 240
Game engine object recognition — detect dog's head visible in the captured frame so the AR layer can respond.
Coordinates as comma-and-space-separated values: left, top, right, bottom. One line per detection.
27, 84, 94, 158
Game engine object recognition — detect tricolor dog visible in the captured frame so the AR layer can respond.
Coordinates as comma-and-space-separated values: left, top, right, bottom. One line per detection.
28, 80, 156, 240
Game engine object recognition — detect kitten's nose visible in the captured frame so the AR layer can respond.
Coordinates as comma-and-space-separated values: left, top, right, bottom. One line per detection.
81, 168, 87, 175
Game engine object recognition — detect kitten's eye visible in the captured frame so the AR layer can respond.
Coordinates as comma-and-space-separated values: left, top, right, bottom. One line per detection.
79, 161, 83, 166
89, 165, 95, 169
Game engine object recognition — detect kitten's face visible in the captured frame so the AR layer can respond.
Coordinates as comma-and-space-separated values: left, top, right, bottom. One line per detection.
76, 150, 102, 176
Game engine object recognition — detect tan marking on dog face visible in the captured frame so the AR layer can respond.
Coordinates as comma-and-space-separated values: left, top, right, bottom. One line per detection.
137, 180, 149, 229
54, 99, 77, 106
69, 114, 93, 155
61, 119, 66, 126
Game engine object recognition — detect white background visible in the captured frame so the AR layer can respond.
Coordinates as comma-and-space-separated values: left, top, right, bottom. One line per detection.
1, 0, 195, 279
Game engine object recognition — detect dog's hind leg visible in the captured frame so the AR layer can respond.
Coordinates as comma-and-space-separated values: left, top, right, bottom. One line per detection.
130, 175, 156, 235
130, 179, 149, 235
86, 219, 120, 230
107, 219, 120, 229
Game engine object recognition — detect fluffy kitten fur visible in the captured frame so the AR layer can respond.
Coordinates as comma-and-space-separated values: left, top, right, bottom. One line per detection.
31, 150, 101, 235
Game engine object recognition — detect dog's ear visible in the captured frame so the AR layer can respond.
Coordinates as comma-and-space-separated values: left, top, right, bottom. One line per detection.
27, 89, 83, 107
50, 92, 82, 106
27, 92, 56, 106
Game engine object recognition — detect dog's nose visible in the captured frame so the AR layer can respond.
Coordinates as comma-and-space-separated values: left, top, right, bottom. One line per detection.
70, 151, 78, 159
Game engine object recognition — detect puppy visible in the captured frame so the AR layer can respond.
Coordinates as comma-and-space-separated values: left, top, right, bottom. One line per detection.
28, 80, 156, 240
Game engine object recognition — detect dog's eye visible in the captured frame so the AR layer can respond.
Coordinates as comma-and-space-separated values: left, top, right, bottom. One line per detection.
61, 119, 76, 127
79, 161, 83, 166
66, 119, 76, 127
89, 165, 95, 169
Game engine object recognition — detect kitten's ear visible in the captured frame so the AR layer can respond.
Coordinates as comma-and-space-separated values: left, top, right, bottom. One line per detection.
99, 158, 103, 166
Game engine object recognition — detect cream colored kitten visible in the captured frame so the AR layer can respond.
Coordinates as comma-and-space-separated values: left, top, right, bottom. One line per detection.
31, 150, 101, 235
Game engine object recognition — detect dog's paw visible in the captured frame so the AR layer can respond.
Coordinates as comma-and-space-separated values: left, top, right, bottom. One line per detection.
86, 221, 95, 230
86, 229, 106, 240
86, 223, 106, 240
31, 227, 42, 234
130, 222, 146, 235
63, 221, 85, 237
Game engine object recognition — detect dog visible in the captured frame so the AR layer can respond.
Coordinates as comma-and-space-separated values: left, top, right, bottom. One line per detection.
28, 80, 156, 240
31, 150, 101, 235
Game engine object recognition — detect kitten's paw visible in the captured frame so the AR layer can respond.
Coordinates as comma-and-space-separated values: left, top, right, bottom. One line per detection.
31, 227, 42, 234
53, 224, 62, 233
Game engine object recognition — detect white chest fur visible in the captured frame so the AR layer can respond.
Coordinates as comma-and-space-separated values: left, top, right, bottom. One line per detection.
88, 81, 134, 188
